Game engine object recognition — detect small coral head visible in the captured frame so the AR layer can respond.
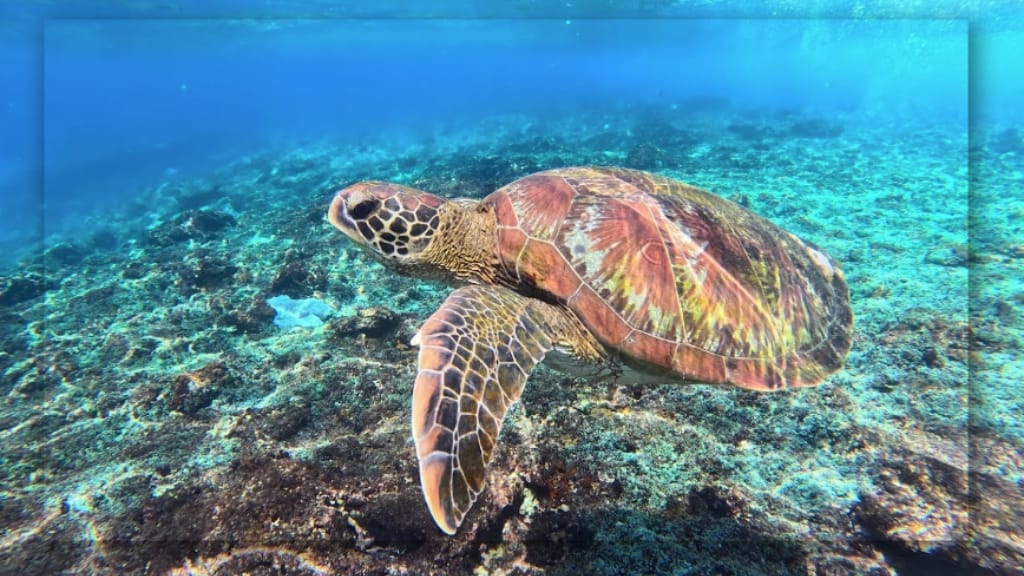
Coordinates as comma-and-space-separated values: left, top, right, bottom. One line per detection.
328, 181, 444, 263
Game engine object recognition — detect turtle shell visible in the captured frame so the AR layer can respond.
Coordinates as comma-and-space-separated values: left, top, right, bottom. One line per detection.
482, 167, 852, 391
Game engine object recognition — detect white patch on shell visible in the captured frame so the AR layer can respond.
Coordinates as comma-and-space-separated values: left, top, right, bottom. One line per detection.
562, 213, 613, 282
805, 246, 835, 280
686, 240, 709, 269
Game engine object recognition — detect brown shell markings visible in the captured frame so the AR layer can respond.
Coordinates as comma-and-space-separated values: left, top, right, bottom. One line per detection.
484, 167, 852, 391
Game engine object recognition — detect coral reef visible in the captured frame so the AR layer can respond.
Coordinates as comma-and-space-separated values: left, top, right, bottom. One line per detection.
1, 104, 1019, 575
0, 272, 50, 306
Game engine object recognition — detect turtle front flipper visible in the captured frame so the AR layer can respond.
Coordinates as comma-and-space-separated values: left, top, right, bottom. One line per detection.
410, 285, 601, 534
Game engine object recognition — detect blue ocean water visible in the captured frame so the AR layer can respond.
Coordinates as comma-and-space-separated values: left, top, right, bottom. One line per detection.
2, 15, 981, 264
1, 2, 1022, 575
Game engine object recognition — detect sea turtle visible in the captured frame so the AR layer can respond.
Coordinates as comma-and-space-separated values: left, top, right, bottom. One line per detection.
327, 166, 852, 535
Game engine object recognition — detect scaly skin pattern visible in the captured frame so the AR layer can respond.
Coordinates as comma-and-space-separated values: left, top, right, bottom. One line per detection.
410, 284, 602, 534
328, 181, 500, 284
484, 167, 852, 391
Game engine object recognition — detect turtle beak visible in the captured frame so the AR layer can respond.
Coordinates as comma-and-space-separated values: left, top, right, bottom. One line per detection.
327, 191, 349, 230
328, 185, 371, 244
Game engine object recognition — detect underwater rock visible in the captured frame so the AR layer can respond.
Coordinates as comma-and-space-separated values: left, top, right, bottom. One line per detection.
1004, 244, 1024, 259
299, 203, 328, 226
145, 221, 188, 245
331, 306, 402, 339
625, 142, 661, 170
183, 208, 236, 234
252, 399, 311, 441
505, 135, 565, 154
98, 332, 135, 366
281, 155, 320, 174
971, 322, 1019, 352
0, 310, 27, 365
786, 118, 843, 138
120, 260, 148, 280
523, 510, 597, 567
176, 183, 224, 211
856, 450, 967, 548
452, 154, 536, 198
583, 130, 622, 150
44, 242, 86, 266
147, 209, 236, 246
683, 485, 748, 520
212, 294, 276, 334
356, 490, 430, 551
396, 155, 419, 170
968, 433, 1024, 572
992, 299, 1017, 325
9, 348, 79, 396
630, 106, 700, 146
0, 273, 49, 306
924, 244, 969, 267
168, 376, 217, 415
0, 509, 87, 575
851, 430, 998, 574
268, 260, 328, 298
167, 362, 232, 416
409, 174, 472, 199
877, 306, 971, 370
253, 156, 331, 191
727, 122, 774, 141
190, 549, 327, 576
87, 229, 120, 251
99, 455, 357, 575
990, 127, 1023, 154
77, 285, 124, 318
175, 252, 239, 294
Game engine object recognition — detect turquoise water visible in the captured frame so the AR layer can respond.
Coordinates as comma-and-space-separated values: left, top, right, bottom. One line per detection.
1, 2, 1021, 575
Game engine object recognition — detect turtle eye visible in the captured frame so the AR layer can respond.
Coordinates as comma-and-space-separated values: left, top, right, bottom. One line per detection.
348, 198, 380, 220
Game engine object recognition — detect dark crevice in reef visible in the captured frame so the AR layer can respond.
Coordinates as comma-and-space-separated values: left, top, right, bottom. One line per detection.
871, 539, 1003, 576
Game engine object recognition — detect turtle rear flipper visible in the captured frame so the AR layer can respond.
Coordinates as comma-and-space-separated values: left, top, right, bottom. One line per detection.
410, 285, 600, 534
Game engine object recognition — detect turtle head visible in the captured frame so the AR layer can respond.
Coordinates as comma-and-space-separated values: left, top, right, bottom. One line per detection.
329, 181, 445, 268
